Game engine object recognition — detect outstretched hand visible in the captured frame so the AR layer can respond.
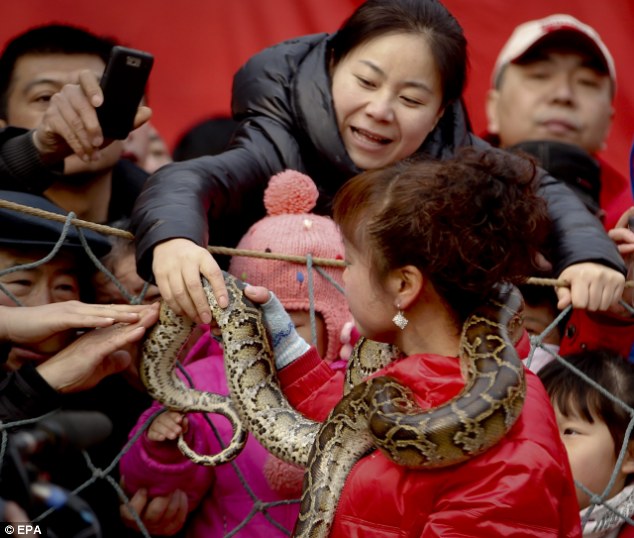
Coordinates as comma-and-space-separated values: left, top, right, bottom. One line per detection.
35, 302, 159, 393
32, 68, 151, 163
608, 206, 634, 311
244, 284, 310, 369
120, 486, 188, 536
147, 410, 188, 442
243, 284, 272, 304
0, 301, 150, 345
608, 207, 634, 263
152, 238, 229, 325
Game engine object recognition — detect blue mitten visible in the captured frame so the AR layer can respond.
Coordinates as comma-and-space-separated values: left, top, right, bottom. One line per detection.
260, 292, 310, 369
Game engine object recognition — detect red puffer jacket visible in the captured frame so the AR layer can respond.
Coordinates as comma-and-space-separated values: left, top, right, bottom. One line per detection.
279, 349, 581, 537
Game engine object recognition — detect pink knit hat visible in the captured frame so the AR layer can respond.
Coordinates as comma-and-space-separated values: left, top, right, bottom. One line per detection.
229, 170, 351, 362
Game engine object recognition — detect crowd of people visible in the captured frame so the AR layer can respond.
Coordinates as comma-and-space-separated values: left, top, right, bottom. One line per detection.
0, 0, 633, 536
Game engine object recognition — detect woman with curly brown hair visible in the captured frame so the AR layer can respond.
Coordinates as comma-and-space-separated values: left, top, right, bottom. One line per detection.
251, 147, 582, 536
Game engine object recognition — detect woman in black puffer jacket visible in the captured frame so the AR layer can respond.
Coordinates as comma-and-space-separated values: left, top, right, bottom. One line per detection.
130, 0, 625, 324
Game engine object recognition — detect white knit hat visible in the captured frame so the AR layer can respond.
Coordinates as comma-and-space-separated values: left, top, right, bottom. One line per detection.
492, 14, 616, 94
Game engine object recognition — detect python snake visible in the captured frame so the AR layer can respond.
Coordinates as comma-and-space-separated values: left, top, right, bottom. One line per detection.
139, 281, 248, 465
140, 273, 525, 537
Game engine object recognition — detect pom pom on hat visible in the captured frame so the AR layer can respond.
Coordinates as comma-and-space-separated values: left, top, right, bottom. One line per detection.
264, 170, 319, 216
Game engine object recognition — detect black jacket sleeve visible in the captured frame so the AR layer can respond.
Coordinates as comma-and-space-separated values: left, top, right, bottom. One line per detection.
132, 129, 627, 283
130, 117, 302, 281
0, 127, 63, 193
0, 363, 61, 422
537, 168, 626, 275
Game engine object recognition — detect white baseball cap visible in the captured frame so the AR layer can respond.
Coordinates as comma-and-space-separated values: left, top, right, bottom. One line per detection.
492, 14, 616, 94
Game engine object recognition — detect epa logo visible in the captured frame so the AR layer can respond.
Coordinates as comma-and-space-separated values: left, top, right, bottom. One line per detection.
4, 525, 42, 535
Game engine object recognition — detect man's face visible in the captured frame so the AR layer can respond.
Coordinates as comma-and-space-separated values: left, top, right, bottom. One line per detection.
0, 52, 122, 175
0, 246, 82, 366
486, 48, 614, 154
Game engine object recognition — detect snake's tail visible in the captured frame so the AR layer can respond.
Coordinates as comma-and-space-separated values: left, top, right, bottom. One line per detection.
176, 423, 247, 466
174, 396, 249, 466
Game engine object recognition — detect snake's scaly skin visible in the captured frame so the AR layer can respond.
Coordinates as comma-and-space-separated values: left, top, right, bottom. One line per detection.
140, 274, 525, 538
139, 280, 248, 466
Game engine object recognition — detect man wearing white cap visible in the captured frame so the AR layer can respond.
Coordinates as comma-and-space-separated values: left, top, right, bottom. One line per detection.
485, 14, 631, 230
485, 16, 634, 416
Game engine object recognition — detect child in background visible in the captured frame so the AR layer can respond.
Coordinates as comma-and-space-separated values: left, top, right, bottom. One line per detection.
119, 170, 353, 537
538, 350, 634, 537
92, 218, 161, 306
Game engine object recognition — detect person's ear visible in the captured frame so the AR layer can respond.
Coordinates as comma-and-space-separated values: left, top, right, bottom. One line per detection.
598, 103, 615, 152
0, 119, 7, 128
388, 265, 423, 311
620, 441, 634, 475
429, 106, 446, 133
485, 88, 501, 135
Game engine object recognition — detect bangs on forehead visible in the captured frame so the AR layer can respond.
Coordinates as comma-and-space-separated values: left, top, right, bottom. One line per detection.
551, 380, 603, 425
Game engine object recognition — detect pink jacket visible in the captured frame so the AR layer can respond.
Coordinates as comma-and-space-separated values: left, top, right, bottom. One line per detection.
120, 332, 300, 537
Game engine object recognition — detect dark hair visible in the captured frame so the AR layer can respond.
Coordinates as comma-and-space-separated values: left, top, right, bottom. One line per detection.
517, 280, 568, 342
172, 116, 240, 161
332, 147, 550, 323
538, 350, 634, 459
329, 0, 467, 107
0, 24, 117, 119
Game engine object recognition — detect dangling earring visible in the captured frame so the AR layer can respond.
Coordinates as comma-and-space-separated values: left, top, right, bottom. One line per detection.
392, 306, 408, 330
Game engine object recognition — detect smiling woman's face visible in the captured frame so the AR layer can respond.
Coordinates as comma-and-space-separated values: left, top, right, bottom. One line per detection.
331, 32, 444, 170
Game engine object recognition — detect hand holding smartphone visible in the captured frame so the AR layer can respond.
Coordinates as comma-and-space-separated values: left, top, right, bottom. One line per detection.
96, 46, 154, 140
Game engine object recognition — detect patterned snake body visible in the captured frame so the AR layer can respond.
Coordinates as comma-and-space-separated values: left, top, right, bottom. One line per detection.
139, 283, 248, 466
140, 273, 526, 537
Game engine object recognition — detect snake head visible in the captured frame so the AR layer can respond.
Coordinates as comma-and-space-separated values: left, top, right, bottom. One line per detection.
200, 272, 265, 341
220, 271, 260, 310
200, 272, 259, 311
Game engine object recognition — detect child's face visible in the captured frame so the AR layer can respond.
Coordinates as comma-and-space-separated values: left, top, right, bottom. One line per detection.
288, 310, 326, 361
93, 250, 160, 305
554, 403, 628, 509
522, 302, 561, 346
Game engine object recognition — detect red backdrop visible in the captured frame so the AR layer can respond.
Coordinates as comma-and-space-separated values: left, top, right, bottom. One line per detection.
2, 0, 633, 180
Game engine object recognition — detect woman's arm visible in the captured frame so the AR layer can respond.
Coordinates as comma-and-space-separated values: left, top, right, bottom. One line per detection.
537, 170, 625, 275
130, 122, 300, 323
535, 170, 626, 310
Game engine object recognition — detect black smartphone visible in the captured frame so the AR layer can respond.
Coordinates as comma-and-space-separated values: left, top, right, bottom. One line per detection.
96, 46, 154, 140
